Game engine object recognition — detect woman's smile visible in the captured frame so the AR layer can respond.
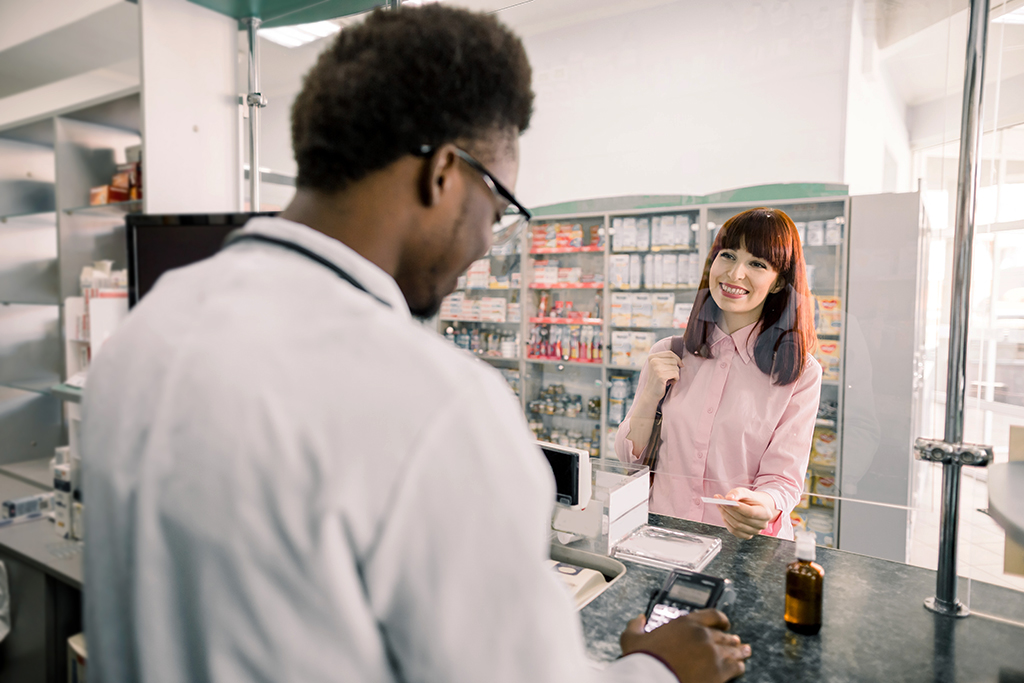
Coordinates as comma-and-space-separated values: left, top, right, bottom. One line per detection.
718, 282, 749, 299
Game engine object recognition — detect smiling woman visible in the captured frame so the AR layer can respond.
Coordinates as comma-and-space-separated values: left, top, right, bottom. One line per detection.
615, 208, 822, 541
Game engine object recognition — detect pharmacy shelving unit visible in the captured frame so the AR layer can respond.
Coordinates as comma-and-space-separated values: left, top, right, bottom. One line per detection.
437, 186, 851, 548
0, 93, 142, 463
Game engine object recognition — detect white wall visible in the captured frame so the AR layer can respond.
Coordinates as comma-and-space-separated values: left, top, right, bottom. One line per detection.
516, 0, 855, 207
139, 0, 240, 213
843, 0, 912, 195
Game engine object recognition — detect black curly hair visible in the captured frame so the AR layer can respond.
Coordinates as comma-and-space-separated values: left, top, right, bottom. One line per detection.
291, 4, 534, 193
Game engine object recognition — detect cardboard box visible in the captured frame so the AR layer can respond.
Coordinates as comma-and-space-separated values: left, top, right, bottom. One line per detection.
610, 255, 630, 289
611, 331, 632, 366
652, 293, 675, 328
630, 294, 652, 328
88, 185, 130, 206
610, 293, 632, 327
814, 340, 841, 381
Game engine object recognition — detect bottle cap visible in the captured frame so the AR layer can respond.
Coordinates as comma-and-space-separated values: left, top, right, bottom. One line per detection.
795, 530, 816, 561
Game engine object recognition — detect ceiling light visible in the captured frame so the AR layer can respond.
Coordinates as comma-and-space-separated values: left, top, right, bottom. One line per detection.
401, 0, 443, 6
993, 6, 1024, 24
260, 20, 341, 48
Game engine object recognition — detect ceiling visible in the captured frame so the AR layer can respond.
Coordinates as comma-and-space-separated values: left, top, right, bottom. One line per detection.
0, 1, 138, 100
3, 0, 1024, 131
880, 1, 1024, 107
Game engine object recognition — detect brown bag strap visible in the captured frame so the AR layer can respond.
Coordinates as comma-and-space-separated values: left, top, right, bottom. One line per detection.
639, 336, 685, 472
655, 336, 686, 413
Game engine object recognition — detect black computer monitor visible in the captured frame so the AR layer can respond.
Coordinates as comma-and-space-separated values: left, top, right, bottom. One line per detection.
125, 212, 276, 307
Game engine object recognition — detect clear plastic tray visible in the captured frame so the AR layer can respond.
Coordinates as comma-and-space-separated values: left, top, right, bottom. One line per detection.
612, 525, 722, 572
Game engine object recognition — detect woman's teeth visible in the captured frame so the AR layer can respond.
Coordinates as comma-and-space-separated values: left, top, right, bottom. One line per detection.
721, 283, 746, 296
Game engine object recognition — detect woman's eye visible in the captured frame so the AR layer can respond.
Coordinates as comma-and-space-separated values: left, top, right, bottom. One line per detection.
752, 261, 766, 269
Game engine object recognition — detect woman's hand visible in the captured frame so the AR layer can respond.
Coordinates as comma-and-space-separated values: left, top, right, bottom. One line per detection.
639, 350, 684, 403
716, 488, 779, 540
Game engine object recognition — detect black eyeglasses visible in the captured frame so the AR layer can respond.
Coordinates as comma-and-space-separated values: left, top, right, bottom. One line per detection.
417, 144, 532, 245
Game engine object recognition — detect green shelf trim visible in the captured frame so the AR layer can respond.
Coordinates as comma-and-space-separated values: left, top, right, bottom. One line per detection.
529, 184, 849, 218
189, 0, 384, 28
530, 195, 703, 218
701, 183, 849, 204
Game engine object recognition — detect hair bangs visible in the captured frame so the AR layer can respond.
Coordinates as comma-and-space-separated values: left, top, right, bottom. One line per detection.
718, 208, 794, 275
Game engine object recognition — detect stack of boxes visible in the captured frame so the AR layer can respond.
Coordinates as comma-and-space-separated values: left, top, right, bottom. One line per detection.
88, 144, 143, 206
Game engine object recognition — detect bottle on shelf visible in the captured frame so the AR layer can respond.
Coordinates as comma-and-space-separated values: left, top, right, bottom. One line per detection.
785, 531, 824, 635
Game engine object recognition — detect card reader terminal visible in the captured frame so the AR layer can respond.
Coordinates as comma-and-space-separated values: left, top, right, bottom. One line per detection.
644, 568, 735, 632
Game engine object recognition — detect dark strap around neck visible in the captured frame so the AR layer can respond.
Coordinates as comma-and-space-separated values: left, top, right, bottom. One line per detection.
224, 232, 391, 309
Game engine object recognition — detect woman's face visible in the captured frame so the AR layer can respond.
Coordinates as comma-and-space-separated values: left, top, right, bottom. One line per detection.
708, 239, 783, 333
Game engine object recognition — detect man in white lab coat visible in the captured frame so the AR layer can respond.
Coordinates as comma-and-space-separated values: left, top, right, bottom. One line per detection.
82, 5, 749, 683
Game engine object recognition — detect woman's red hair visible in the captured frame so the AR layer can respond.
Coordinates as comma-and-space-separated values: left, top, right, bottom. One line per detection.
682, 207, 817, 385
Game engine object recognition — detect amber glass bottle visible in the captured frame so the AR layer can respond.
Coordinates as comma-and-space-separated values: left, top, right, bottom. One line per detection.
785, 531, 823, 635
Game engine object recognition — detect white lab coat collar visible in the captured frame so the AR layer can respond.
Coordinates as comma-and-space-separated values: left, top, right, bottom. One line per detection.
237, 216, 412, 320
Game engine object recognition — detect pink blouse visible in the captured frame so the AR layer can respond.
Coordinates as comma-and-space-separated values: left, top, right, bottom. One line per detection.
614, 323, 822, 540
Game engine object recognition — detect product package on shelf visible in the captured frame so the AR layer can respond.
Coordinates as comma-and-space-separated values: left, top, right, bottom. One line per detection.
662, 254, 677, 287
629, 255, 642, 289
439, 292, 464, 319
611, 331, 632, 367
815, 295, 842, 335
610, 293, 631, 327
527, 324, 602, 363
652, 293, 675, 327
478, 297, 508, 323
810, 473, 836, 509
809, 426, 838, 472
636, 218, 650, 251
814, 340, 841, 380
612, 217, 637, 251
466, 259, 490, 288
824, 219, 843, 246
630, 294, 652, 327
805, 221, 824, 246
629, 332, 656, 368
530, 221, 602, 251
610, 255, 630, 288
533, 260, 560, 287
672, 302, 692, 328
88, 153, 143, 206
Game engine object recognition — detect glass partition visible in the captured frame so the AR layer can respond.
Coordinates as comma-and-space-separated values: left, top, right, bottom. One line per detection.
251, 0, 1024, 620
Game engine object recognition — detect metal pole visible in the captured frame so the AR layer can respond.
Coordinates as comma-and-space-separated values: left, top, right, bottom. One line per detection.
245, 17, 267, 212
922, 0, 991, 619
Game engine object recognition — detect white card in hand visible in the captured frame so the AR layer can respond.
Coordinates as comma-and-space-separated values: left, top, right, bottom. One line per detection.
701, 497, 740, 507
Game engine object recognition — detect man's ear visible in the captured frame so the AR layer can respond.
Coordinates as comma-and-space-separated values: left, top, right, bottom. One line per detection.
419, 145, 460, 207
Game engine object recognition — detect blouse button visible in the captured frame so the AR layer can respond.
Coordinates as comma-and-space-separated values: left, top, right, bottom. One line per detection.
720, 362, 727, 369
706, 407, 713, 414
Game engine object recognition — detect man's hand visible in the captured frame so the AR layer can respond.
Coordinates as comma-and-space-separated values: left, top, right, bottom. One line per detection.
717, 488, 778, 540
620, 609, 750, 683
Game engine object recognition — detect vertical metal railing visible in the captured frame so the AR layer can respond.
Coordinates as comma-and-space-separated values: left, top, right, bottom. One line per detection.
913, 0, 994, 618
244, 17, 268, 213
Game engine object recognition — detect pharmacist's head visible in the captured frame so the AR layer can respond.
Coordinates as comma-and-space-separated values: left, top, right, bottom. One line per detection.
289, 5, 534, 317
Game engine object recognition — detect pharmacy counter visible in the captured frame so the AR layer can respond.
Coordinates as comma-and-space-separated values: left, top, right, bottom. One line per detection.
0, 461, 82, 683
579, 514, 1024, 682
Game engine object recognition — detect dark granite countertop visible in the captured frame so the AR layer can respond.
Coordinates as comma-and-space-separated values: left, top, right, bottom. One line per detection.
579, 514, 1024, 682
